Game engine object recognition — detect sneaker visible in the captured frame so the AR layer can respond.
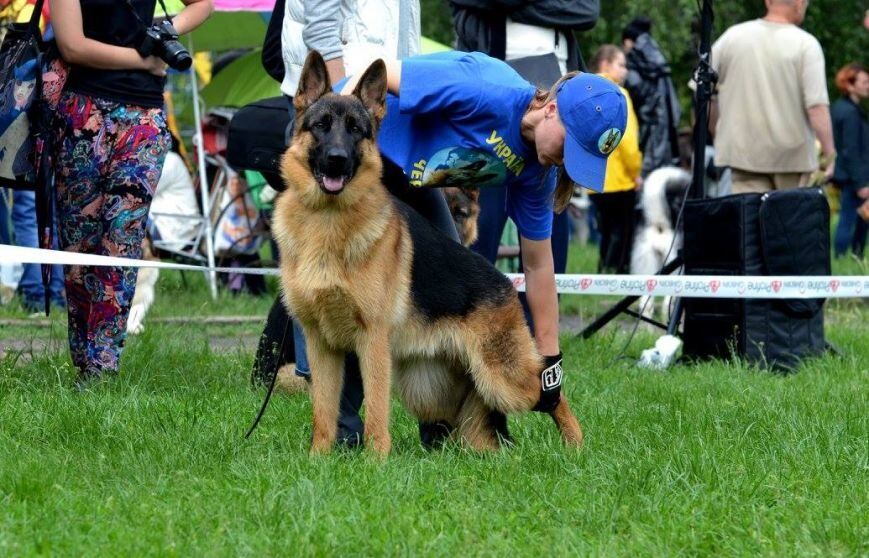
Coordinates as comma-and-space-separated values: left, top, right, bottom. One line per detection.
336, 407, 364, 450
336, 425, 363, 449
20, 297, 43, 315
73, 367, 116, 392
419, 421, 454, 449
275, 364, 310, 395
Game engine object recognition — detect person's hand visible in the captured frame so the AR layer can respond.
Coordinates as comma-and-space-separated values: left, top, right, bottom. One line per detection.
635, 176, 644, 190
857, 186, 869, 200
858, 199, 869, 222
259, 185, 279, 204
824, 161, 835, 181
142, 55, 167, 77
822, 154, 836, 181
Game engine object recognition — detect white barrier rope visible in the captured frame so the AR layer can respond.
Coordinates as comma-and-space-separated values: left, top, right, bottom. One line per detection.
2, 243, 867, 299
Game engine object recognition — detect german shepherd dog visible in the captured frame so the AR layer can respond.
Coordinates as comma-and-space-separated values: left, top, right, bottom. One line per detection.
442, 186, 480, 247
273, 51, 583, 456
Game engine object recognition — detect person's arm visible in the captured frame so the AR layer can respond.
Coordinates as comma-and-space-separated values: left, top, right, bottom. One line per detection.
801, 38, 834, 178
344, 54, 481, 119
340, 59, 402, 95
50, 0, 163, 74
50, 0, 212, 75
831, 105, 861, 185
623, 94, 643, 185
302, 0, 345, 85
708, 97, 718, 140
807, 104, 836, 179
519, 236, 560, 357
168, 0, 213, 36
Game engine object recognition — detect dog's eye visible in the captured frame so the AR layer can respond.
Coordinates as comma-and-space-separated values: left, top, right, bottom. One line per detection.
312, 121, 326, 130
349, 124, 362, 134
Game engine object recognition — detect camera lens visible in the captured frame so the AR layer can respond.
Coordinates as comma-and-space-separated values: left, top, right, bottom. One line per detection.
163, 40, 192, 71
152, 21, 193, 72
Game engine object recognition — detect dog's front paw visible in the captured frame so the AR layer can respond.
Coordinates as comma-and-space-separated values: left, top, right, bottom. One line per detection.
310, 437, 334, 456
366, 433, 392, 458
310, 427, 336, 455
127, 306, 145, 335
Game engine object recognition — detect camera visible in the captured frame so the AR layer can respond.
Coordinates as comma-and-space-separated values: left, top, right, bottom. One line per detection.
137, 20, 192, 72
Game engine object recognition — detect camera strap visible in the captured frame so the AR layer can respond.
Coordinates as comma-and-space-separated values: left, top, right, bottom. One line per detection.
125, 0, 176, 27
27, 0, 46, 37
155, 0, 175, 23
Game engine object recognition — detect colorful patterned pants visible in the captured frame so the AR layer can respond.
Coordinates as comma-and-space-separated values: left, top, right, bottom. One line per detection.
54, 91, 170, 377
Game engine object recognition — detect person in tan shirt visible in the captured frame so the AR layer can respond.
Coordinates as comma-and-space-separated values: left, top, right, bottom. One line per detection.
710, 0, 836, 194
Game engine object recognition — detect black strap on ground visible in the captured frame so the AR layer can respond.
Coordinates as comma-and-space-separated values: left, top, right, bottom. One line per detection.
244, 315, 291, 439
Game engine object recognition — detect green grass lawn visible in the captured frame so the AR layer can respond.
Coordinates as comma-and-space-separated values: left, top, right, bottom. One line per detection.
1, 245, 867, 555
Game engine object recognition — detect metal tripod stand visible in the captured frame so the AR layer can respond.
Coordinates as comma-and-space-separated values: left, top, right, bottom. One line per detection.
579, 0, 716, 340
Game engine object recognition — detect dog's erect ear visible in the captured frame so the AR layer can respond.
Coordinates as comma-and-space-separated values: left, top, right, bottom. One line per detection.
294, 51, 331, 114
460, 185, 480, 203
352, 59, 387, 122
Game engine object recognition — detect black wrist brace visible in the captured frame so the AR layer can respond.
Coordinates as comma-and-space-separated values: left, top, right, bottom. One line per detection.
532, 352, 563, 413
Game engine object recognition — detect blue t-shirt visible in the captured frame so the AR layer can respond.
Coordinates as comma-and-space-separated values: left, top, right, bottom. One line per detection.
377, 51, 556, 241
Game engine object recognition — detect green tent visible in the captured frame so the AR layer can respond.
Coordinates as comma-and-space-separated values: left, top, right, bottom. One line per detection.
198, 36, 452, 110
161, 0, 270, 52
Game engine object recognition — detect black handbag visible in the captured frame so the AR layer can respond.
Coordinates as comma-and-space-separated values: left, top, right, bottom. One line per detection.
506, 53, 562, 89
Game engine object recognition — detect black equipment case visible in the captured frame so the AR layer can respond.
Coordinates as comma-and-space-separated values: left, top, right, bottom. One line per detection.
682, 188, 830, 371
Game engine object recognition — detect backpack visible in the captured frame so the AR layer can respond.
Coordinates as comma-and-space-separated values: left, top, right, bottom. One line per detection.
0, 0, 65, 191
0, 0, 68, 314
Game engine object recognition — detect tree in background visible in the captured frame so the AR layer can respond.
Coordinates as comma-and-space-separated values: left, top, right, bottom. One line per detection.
421, 0, 868, 124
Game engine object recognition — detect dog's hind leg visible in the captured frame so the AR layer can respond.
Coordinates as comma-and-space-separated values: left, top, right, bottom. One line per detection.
461, 303, 586, 448
453, 391, 503, 451
306, 333, 345, 455
357, 329, 392, 456
548, 394, 584, 447
460, 305, 541, 414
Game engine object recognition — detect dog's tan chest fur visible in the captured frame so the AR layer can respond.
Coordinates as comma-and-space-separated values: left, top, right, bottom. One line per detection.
274, 187, 413, 351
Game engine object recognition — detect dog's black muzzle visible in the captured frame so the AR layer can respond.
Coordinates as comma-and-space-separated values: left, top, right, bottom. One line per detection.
313, 148, 357, 195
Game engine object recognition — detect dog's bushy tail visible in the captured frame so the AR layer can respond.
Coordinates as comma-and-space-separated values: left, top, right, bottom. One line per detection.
639, 166, 691, 229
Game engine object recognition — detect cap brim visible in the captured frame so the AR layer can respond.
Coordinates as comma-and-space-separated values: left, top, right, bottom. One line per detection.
563, 132, 607, 193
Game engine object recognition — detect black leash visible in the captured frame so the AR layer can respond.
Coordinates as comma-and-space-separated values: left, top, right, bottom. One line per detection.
244, 314, 291, 439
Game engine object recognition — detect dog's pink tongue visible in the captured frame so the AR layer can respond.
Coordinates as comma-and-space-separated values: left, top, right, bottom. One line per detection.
323, 176, 345, 192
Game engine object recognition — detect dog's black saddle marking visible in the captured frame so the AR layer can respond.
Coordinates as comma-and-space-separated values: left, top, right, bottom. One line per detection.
395, 200, 515, 321
377, 154, 516, 322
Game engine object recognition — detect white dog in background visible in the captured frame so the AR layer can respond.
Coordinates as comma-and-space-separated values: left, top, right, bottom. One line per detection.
631, 167, 692, 322
127, 151, 199, 335
127, 237, 159, 335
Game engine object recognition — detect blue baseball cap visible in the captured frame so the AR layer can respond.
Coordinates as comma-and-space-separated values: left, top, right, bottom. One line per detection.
556, 73, 628, 192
